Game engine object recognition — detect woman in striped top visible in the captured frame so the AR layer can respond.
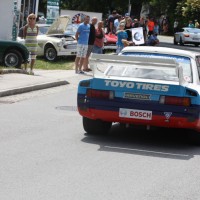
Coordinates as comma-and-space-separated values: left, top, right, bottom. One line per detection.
23, 13, 38, 75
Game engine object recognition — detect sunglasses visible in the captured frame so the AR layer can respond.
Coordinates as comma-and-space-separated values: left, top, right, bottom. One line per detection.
29, 17, 35, 20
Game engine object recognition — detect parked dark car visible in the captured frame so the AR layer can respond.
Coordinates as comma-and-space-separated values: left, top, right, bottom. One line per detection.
0, 40, 29, 68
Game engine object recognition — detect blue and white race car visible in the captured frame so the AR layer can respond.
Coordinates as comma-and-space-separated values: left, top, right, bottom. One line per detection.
77, 46, 200, 137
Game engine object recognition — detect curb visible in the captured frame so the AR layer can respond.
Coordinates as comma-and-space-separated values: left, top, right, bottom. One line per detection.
0, 80, 69, 97
0, 69, 28, 75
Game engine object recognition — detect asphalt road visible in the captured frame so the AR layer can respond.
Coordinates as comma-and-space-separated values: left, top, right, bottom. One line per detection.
0, 37, 200, 199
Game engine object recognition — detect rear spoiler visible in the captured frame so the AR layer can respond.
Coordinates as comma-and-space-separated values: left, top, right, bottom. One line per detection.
89, 53, 187, 86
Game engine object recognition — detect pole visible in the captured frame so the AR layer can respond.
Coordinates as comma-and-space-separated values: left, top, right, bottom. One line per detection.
128, 0, 131, 15
35, 0, 39, 17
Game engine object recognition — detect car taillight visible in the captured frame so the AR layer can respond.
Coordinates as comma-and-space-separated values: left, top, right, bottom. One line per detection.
86, 89, 114, 99
184, 34, 190, 37
159, 96, 191, 106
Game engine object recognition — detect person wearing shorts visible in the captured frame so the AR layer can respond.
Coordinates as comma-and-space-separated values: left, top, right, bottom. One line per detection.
83, 17, 97, 72
75, 15, 90, 74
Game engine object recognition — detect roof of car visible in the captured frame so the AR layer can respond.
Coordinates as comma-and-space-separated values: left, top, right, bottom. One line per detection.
121, 46, 200, 58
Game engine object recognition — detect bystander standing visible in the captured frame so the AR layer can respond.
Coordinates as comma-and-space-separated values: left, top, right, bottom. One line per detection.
173, 19, 179, 33
195, 20, 199, 28
147, 17, 155, 35
83, 17, 98, 72
23, 13, 38, 75
74, 15, 90, 74
116, 23, 128, 54
107, 10, 117, 34
93, 21, 105, 54
188, 20, 195, 28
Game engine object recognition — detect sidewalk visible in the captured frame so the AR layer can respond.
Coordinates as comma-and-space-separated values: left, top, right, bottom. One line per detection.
0, 69, 79, 97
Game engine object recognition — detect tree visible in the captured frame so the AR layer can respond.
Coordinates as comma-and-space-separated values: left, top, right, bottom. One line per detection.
175, 0, 200, 26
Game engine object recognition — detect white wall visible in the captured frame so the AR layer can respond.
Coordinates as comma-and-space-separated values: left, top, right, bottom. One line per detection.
0, 0, 21, 40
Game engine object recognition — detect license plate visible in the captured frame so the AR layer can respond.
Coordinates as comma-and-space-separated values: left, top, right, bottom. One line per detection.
119, 108, 152, 120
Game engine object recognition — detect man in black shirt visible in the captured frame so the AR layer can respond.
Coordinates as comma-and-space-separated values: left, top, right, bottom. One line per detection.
83, 17, 97, 72
107, 10, 117, 34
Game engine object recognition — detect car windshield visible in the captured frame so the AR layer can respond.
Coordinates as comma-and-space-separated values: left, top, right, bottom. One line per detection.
92, 53, 192, 83
65, 24, 79, 35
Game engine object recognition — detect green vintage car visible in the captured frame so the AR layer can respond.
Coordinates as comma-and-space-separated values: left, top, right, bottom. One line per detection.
0, 40, 29, 68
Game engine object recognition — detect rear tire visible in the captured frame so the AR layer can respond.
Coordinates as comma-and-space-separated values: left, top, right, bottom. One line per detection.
83, 117, 112, 135
3, 49, 22, 68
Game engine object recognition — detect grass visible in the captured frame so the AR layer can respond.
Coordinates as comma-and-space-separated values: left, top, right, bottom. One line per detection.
0, 56, 76, 70
34, 56, 75, 70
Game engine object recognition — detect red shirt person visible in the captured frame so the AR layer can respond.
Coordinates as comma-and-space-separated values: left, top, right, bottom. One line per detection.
147, 17, 155, 35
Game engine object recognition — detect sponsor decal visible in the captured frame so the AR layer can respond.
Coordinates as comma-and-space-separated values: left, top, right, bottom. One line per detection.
124, 92, 151, 100
119, 108, 152, 120
105, 80, 169, 92
164, 112, 172, 120
72, 13, 86, 24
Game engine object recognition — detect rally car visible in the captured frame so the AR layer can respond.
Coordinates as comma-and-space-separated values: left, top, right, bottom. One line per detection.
77, 46, 200, 139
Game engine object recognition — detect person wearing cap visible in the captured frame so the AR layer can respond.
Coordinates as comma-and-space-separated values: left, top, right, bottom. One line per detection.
116, 23, 128, 53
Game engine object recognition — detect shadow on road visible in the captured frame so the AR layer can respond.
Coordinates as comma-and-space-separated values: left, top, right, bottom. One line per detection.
81, 123, 200, 160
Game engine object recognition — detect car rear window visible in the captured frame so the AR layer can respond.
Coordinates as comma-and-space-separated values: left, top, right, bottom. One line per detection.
110, 52, 193, 82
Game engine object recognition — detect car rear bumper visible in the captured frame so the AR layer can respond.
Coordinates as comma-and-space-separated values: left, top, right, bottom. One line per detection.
78, 107, 200, 132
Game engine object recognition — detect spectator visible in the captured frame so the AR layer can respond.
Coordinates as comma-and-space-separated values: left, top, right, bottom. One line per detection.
195, 19, 199, 28
173, 19, 179, 33
146, 32, 159, 46
188, 20, 195, 28
114, 14, 122, 31
116, 23, 128, 54
74, 15, 90, 74
83, 17, 98, 72
107, 10, 117, 34
124, 17, 133, 43
119, 13, 130, 27
153, 21, 159, 35
139, 17, 148, 42
23, 13, 38, 75
161, 17, 169, 34
93, 21, 105, 54
147, 17, 155, 35
132, 18, 139, 28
